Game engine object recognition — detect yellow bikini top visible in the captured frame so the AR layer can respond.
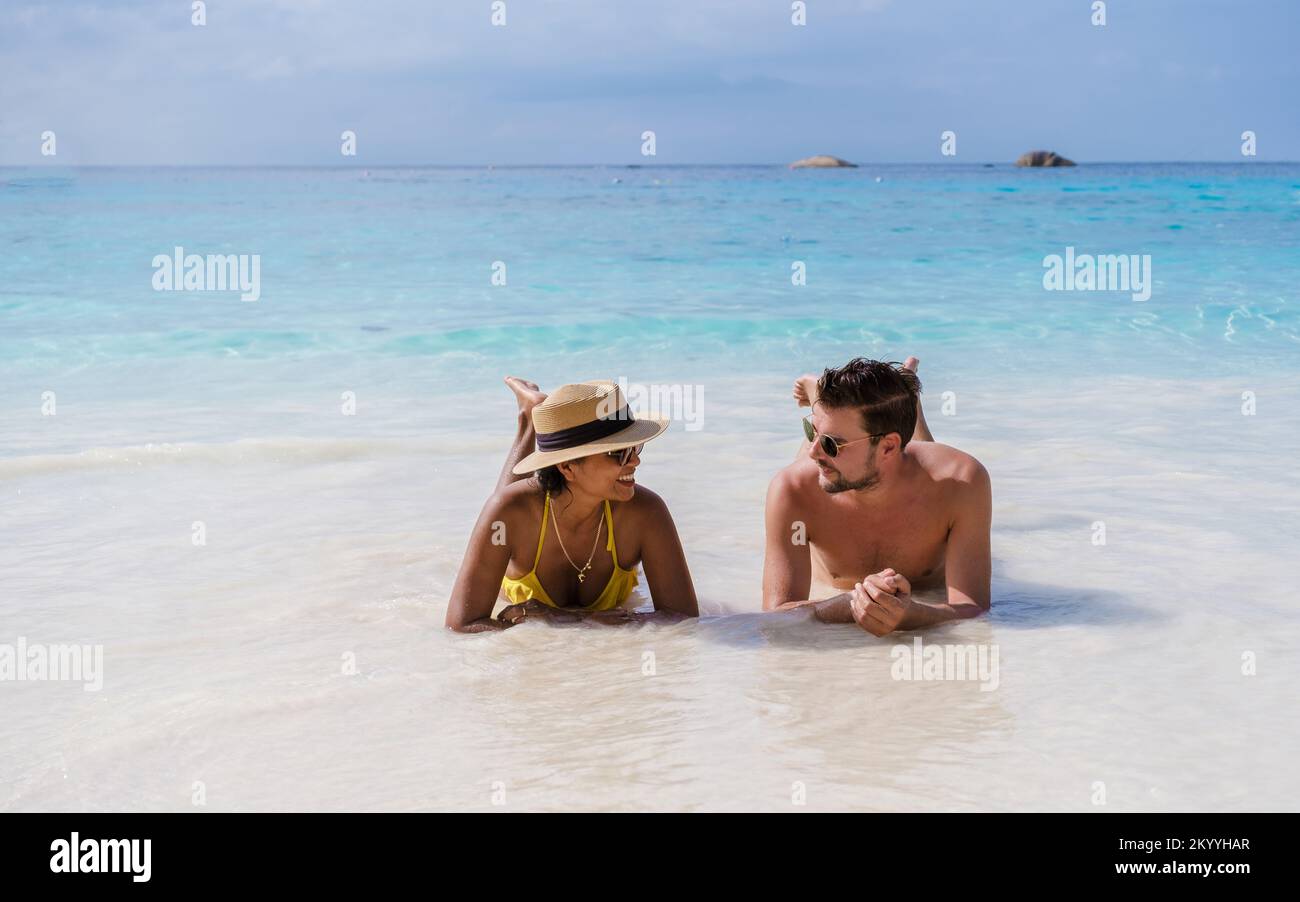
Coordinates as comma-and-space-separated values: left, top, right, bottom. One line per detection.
500, 493, 638, 612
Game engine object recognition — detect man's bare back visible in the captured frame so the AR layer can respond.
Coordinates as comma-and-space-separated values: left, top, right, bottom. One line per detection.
762, 358, 991, 635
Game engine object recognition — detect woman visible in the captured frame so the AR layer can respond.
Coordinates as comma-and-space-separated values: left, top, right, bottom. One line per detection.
446, 377, 699, 632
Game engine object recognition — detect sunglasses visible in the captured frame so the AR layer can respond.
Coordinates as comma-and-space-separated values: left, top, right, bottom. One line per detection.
606, 444, 644, 466
802, 415, 883, 458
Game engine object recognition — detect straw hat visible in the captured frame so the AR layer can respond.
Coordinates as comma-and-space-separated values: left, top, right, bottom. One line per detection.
512, 381, 669, 474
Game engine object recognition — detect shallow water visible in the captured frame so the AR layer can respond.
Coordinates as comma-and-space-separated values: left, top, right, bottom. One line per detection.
2, 165, 1298, 810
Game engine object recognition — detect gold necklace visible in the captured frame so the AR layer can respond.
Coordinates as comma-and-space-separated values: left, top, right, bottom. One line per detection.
551, 499, 604, 583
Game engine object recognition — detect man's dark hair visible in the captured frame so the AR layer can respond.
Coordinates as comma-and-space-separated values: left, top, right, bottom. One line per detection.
816, 358, 921, 449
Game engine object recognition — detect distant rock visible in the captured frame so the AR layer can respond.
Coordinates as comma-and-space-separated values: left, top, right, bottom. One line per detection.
1015, 150, 1076, 167
789, 155, 858, 169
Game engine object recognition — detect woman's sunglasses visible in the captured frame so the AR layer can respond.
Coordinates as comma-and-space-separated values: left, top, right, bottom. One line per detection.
802, 415, 883, 458
606, 444, 644, 466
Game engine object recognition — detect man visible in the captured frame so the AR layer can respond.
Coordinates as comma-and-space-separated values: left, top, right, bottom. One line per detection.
762, 357, 990, 635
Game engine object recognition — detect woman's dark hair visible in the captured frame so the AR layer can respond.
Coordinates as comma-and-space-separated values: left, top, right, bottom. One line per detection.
817, 358, 922, 450
536, 465, 567, 494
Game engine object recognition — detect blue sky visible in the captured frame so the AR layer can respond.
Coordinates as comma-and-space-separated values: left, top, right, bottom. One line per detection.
2, 0, 1296, 165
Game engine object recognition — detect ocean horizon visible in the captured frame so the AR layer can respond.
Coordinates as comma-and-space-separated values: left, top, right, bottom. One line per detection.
7, 160, 1299, 168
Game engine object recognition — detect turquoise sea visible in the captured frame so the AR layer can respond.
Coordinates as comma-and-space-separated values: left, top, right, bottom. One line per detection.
4, 163, 1299, 378
2, 164, 1298, 811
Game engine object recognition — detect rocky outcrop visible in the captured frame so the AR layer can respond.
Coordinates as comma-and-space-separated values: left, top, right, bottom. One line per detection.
789, 155, 858, 169
1015, 150, 1076, 167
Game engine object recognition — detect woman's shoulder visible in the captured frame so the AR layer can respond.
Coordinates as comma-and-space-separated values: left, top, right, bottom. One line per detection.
620, 484, 673, 522
489, 478, 546, 517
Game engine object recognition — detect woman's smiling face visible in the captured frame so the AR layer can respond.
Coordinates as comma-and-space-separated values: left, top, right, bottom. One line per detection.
559, 445, 642, 501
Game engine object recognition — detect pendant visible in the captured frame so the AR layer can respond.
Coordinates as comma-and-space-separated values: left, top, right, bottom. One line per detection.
578, 573, 586, 583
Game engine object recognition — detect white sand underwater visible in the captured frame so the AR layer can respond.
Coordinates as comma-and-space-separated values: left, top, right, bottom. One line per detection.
3, 368, 1297, 811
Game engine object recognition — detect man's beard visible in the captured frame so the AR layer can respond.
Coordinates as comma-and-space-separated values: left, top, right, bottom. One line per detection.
820, 469, 880, 494
819, 451, 880, 494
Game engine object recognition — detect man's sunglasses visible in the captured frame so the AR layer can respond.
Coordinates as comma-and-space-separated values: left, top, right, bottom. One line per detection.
606, 444, 644, 466
802, 416, 882, 458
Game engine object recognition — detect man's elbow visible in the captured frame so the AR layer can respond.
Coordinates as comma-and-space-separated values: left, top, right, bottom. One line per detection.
762, 590, 799, 612
942, 592, 988, 620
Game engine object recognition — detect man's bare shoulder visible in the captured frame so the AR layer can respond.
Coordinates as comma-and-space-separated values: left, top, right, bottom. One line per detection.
769, 455, 821, 500
909, 441, 990, 488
